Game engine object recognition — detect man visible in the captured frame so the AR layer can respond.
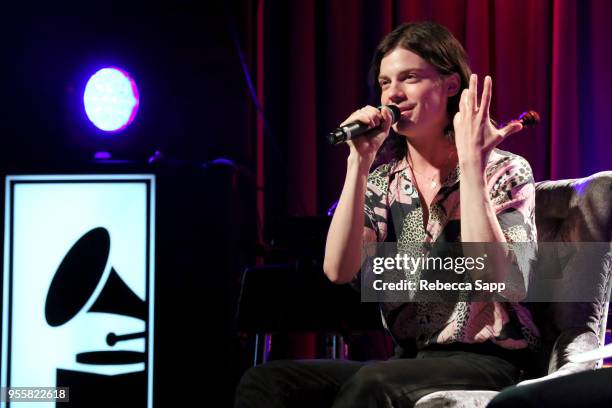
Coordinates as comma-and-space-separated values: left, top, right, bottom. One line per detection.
235, 21, 538, 408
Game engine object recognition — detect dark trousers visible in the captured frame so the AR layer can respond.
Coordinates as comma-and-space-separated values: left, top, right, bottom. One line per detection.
234, 347, 524, 408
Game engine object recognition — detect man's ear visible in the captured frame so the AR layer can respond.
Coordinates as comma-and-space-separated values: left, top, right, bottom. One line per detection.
446, 73, 461, 97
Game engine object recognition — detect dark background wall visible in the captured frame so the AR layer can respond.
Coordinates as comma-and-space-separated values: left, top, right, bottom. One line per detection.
0, 10, 254, 168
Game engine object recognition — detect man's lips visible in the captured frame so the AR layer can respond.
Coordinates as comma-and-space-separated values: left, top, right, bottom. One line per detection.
399, 106, 415, 117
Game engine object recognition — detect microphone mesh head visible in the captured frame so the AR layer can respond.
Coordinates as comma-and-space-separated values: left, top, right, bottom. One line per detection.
518, 110, 540, 128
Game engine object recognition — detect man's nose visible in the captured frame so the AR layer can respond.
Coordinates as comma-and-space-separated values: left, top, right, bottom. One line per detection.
386, 82, 406, 103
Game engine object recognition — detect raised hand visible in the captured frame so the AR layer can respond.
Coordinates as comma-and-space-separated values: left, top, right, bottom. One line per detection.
453, 74, 523, 172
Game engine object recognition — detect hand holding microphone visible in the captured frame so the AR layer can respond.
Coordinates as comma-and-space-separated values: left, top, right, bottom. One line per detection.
327, 105, 401, 145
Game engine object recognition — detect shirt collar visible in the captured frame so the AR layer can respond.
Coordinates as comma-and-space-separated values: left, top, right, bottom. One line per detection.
388, 156, 461, 188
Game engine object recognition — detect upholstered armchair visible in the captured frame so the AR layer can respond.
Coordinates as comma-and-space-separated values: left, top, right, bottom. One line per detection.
415, 171, 612, 408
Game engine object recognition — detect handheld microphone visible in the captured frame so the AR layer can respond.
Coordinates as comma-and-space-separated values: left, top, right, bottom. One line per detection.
328, 105, 401, 145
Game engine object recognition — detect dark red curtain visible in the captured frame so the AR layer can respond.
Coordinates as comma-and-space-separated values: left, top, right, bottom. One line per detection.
243, 0, 612, 359
253, 0, 612, 223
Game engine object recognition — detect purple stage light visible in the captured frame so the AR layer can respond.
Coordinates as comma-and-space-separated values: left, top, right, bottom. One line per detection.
83, 67, 139, 132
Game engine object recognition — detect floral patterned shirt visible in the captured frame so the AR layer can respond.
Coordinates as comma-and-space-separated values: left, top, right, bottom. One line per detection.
363, 148, 540, 350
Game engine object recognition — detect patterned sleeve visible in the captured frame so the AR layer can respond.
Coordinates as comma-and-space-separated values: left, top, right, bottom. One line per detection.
487, 153, 538, 300
351, 164, 391, 292
364, 163, 391, 243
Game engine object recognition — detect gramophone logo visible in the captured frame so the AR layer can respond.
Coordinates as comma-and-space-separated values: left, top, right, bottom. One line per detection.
1, 175, 155, 408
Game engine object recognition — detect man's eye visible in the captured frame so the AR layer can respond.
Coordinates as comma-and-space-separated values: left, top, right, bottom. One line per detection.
379, 81, 390, 88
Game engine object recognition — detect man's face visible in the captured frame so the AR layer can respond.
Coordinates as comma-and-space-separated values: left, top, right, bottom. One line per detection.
378, 47, 456, 137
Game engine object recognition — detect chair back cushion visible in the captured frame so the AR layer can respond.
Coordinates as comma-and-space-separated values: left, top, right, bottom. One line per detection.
529, 171, 612, 375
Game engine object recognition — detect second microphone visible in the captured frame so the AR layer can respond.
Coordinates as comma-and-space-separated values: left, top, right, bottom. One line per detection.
328, 105, 401, 145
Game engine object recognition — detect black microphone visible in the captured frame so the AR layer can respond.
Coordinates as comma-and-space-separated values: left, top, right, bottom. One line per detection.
328, 105, 401, 145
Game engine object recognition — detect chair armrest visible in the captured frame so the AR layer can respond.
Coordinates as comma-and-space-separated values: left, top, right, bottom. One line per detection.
414, 390, 499, 408
547, 329, 600, 373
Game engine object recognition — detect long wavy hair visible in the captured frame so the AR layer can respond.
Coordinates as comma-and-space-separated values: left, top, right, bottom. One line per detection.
369, 21, 472, 163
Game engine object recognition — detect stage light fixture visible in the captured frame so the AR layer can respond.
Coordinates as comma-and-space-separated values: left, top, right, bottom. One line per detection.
83, 67, 139, 132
